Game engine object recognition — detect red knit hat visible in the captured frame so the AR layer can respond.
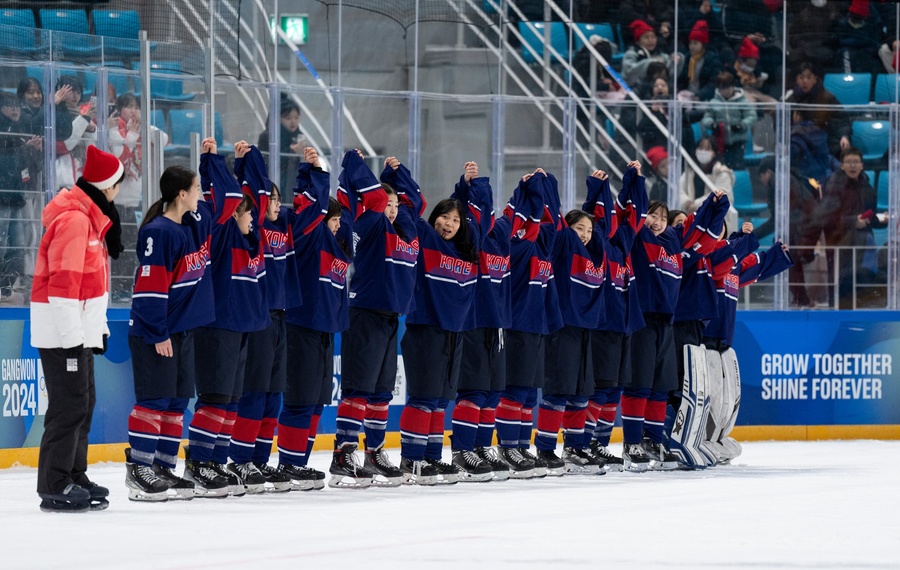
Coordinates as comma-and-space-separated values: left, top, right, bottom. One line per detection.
689, 21, 709, 45
82, 145, 124, 190
849, 0, 870, 17
630, 19, 655, 42
646, 146, 668, 171
738, 36, 760, 60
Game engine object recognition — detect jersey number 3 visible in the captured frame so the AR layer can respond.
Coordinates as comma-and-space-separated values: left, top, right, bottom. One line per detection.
144, 237, 154, 257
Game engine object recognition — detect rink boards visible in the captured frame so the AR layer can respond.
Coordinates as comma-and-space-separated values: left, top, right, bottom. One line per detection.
1, 309, 899, 467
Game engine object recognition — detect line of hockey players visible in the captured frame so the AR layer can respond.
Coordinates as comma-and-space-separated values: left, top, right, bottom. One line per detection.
117, 139, 792, 503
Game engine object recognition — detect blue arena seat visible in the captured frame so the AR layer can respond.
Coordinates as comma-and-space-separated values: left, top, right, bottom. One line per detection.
518, 21, 568, 64
852, 120, 889, 162
877, 171, 889, 211
93, 10, 141, 57
39, 9, 100, 58
822, 73, 871, 106
133, 61, 196, 102
166, 110, 229, 156
732, 169, 767, 216
0, 10, 40, 55
873, 74, 899, 104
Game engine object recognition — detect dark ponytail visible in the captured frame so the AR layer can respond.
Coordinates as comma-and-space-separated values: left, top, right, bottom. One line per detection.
141, 165, 197, 229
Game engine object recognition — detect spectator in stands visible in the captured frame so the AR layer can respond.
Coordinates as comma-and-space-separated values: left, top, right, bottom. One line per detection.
572, 35, 620, 100
54, 76, 96, 191
819, 147, 885, 309
734, 36, 776, 103
644, 145, 670, 202
787, 0, 842, 74
107, 93, 169, 303
877, 38, 900, 74
636, 77, 699, 152
0, 93, 27, 303
621, 20, 682, 92
678, 137, 738, 231
676, 20, 722, 101
790, 109, 839, 189
720, 0, 785, 95
617, 0, 675, 52
752, 157, 822, 308
700, 71, 755, 170
257, 96, 309, 194
785, 61, 851, 158
834, 0, 883, 76
677, 0, 729, 61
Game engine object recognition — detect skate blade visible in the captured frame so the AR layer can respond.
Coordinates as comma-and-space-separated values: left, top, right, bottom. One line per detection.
544, 466, 566, 477
90, 498, 110, 510
166, 488, 195, 500
457, 472, 493, 483
623, 460, 650, 473
491, 470, 511, 481
370, 475, 402, 488
507, 469, 534, 480
264, 481, 293, 493
287, 479, 316, 491
401, 473, 438, 486
40, 500, 90, 513
227, 485, 247, 497
328, 474, 372, 489
531, 467, 549, 478
313, 480, 326, 490
564, 464, 601, 476
244, 483, 266, 495
603, 463, 625, 473
127, 488, 169, 502
435, 474, 459, 485
192, 486, 228, 498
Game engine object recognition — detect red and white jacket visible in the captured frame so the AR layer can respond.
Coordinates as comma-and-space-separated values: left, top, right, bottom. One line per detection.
30, 185, 111, 349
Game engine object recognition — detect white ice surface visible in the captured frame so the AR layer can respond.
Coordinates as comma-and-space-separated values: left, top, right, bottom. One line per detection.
2, 441, 898, 569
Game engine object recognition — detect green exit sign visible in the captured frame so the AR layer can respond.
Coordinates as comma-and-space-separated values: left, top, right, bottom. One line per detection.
270, 14, 308, 45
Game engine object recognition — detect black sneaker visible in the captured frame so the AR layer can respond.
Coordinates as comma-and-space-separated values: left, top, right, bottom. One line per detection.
622, 442, 652, 472
451, 449, 493, 482
364, 442, 403, 487
424, 457, 461, 485
226, 462, 266, 494
124, 448, 169, 502
277, 463, 322, 491
519, 447, 548, 478
536, 448, 566, 477
329, 442, 375, 489
39, 483, 91, 513
182, 447, 229, 498
254, 462, 292, 493
590, 440, 624, 472
641, 438, 679, 471
474, 446, 511, 481
561, 447, 603, 475
152, 463, 195, 500
400, 457, 439, 486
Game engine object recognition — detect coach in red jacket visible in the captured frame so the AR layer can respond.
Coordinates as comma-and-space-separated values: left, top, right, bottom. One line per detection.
31, 145, 123, 513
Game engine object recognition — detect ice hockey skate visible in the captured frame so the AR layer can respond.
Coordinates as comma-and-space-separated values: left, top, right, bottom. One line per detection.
81, 481, 110, 510
364, 440, 403, 487
181, 446, 229, 498
253, 462, 292, 493
424, 456, 460, 484
451, 449, 493, 482
622, 442, 652, 472
329, 442, 374, 488
474, 446, 511, 481
400, 457, 439, 486
124, 448, 169, 502
641, 439, 680, 471
520, 447, 548, 477
590, 441, 625, 472
226, 462, 266, 494
536, 448, 566, 476
561, 447, 604, 475
496, 447, 535, 479
276, 463, 321, 491
38, 483, 92, 513
152, 463, 195, 500
212, 462, 246, 496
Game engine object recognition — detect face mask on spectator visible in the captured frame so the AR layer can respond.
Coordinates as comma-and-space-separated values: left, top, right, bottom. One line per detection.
696, 150, 714, 165
811, 0, 826, 7
740, 63, 755, 74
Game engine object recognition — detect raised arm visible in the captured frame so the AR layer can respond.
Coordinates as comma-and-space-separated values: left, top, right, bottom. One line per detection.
293, 147, 331, 236
336, 149, 383, 220
233, 141, 270, 228
452, 161, 494, 247
681, 189, 730, 256
380, 159, 426, 219
199, 137, 243, 225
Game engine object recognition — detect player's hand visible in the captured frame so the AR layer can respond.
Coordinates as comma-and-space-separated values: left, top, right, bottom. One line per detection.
155, 339, 173, 358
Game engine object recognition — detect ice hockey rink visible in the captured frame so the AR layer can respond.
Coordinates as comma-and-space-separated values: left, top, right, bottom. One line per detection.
2, 440, 897, 569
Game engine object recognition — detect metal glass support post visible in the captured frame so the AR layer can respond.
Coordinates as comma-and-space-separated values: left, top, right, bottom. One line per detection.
208, 35, 215, 141
492, 96, 506, 211
562, 98, 577, 212
95, 66, 109, 151
408, 92, 422, 181
667, 99, 682, 207
773, 102, 791, 310
42, 62, 56, 203
888, 103, 899, 310
268, 84, 281, 186
140, 31, 153, 211
330, 87, 344, 170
